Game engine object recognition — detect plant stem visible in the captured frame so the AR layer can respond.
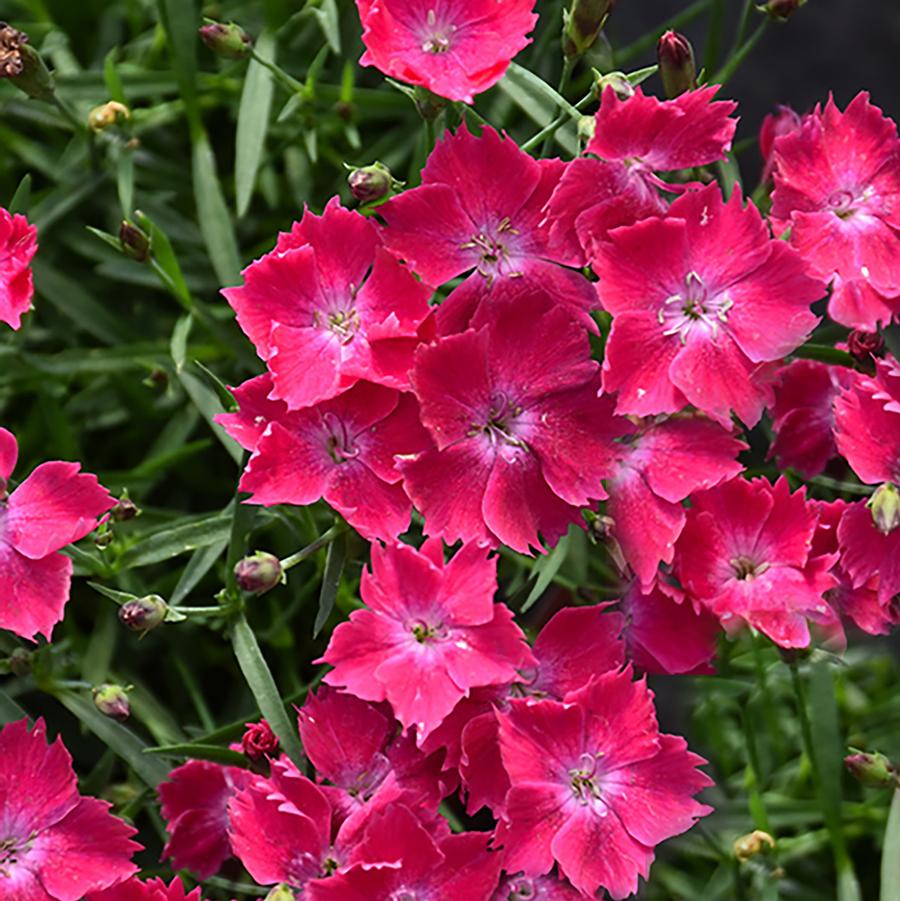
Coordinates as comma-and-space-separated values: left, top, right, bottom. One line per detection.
881, 788, 900, 901
250, 48, 304, 93
614, 0, 716, 66
541, 56, 575, 157
711, 22, 768, 86
280, 521, 348, 571
522, 89, 594, 153
791, 344, 857, 368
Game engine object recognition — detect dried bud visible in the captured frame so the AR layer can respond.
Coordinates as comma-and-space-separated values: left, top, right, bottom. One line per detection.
868, 483, 900, 535
119, 220, 151, 263
733, 829, 776, 862
234, 551, 283, 594
8, 647, 32, 677
242, 719, 279, 761
92, 684, 131, 721
563, 0, 616, 59
118, 595, 168, 633
844, 749, 898, 788
110, 495, 140, 522
657, 30, 696, 99
847, 329, 884, 361
265, 886, 297, 901
758, 0, 805, 20
0, 23, 54, 101
88, 100, 130, 131
348, 162, 394, 205
759, 105, 803, 181
199, 20, 253, 59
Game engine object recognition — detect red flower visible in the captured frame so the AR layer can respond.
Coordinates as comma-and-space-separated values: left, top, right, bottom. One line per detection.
223, 198, 433, 409
675, 476, 838, 648
496, 668, 712, 899
0, 427, 114, 641
356, 0, 537, 104
597, 184, 823, 427
241, 719, 279, 761
380, 126, 596, 335
400, 289, 623, 552
771, 92, 900, 328
0, 718, 140, 899
492, 873, 584, 899
0, 206, 37, 330
158, 758, 251, 880
759, 104, 802, 182
87, 876, 203, 901
319, 539, 534, 742
235, 381, 430, 542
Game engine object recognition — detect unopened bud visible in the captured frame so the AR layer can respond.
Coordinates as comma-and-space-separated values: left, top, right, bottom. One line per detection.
847, 329, 884, 361
593, 70, 634, 101
92, 684, 131, 721
413, 85, 446, 122
8, 648, 32, 677
265, 886, 297, 901
758, 0, 805, 20
119, 220, 151, 262
199, 20, 253, 59
106, 782, 139, 808
868, 483, 900, 535
94, 529, 113, 550
348, 162, 394, 205
111, 495, 140, 522
733, 829, 776, 862
657, 30, 696, 98
563, 0, 616, 59
118, 595, 168, 632
0, 23, 55, 102
242, 718, 279, 761
577, 115, 596, 144
234, 551, 283, 594
88, 100, 130, 131
844, 749, 898, 788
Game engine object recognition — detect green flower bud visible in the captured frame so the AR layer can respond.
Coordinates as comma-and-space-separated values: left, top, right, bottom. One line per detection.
593, 70, 634, 101
118, 595, 168, 632
657, 30, 696, 98
733, 829, 776, 862
88, 100, 130, 131
348, 162, 394, 205
92, 684, 131, 721
563, 0, 616, 60
844, 748, 898, 788
199, 20, 253, 59
8, 647, 32, 677
110, 495, 140, 522
234, 551, 283, 595
758, 0, 806, 20
265, 886, 297, 901
119, 220, 151, 263
868, 483, 900, 535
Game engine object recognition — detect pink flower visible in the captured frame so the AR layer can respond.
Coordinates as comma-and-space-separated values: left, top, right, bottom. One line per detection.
319, 539, 534, 742
223, 198, 433, 409
837, 500, 900, 608
545, 85, 737, 265
597, 183, 823, 427
607, 415, 745, 586
771, 92, 900, 328
356, 0, 537, 104
492, 873, 584, 899
0, 718, 140, 899
675, 476, 838, 648
400, 290, 623, 553
759, 104, 803, 182
0, 206, 37, 330
87, 876, 202, 901
380, 126, 596, 335
496, 668, 712, 899
236, 381, 430, 541
158, 758, 251, 880
241, 718, 279, 761
0, 427, 114, 641
216, 373, 288, 453
769, 359, 845, 478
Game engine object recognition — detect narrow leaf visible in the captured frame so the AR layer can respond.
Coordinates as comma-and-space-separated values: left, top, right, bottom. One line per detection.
0, 689, 27, 724
312, 0, 341, 53
171, 538, 229, 605
8, 173, 31, 213
170, 314, 193, 372
119, 511, 234, 569
178, 369, 243, 464
88, 582, 137, 606
145, 743, 251, 768
881, 789, 900, 901
314, 529, 347, 637
522, 535, 570, 612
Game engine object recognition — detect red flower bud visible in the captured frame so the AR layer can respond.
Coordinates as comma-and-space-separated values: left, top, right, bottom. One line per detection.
242, 719, 279, 761
234, 551, 283, 594
92, 684, 131, 721
759, 0, 805, 20
657, 30, 696, 99
199, 20, 253, 59
119, 220, 151, 262
847, 329, 885, 361
844, 748, 898, 788
348, 162, 394, 206
118, 595, 168, 632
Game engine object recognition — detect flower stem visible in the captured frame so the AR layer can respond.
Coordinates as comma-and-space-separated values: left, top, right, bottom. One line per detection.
522, 90, 594, 154
881, 788, 900, 901
249, 48, 304, 93
711, 21, 768, 86
540, 57, 575, 157
280, 521, 348, 572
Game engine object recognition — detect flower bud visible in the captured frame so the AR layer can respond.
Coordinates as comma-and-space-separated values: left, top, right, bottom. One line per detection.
110, 495, 140, 522
88, 100, 130, 132
348, 162, 394, 205
847, 329, 884, 361
592, 70, 634, 101
234, 551, 283, 594
92, 684, 131, 721
119, 220, 151, 263
657, 30, 696, 99
413, 85, 446, 122
844, 749, 898, 788
0, 23, 55, 102
265, 886, 297, 901
868, 483, 900, 535
199, 20, 253, 59
733, 829, 776, 862
563, 0, 616, 60
758, 0, 805, 20
759, 105, 803, 181
118, 595, 168, 633
8, 647, 32, 677
242, 718, 280, 761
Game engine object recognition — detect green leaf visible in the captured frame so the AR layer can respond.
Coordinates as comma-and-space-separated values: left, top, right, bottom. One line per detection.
117, 147, 135, 218
8, 173, 31, 213
54, 689, 169, 787
231, 613, 307, 771
881, 789, 900, 901
314, 529, 347, 637
171, 538, 229, 605
0, 688, 27, 724
504, 63, 581, 120
103, 48, 127, 103
497, 64, 578, 155
119, 511, 234, 569
312, 0, 341, 53
792, 344, 857, 369
522, 535, 570, 613
89, 582, 137, 606
192, 133, 243, 287
145, 742, 251, 768
178, 369, 243, 464
170, 314, 193, 372
157, 0, 201, 133
135, 211, 192, 307
236, 30, 276, 218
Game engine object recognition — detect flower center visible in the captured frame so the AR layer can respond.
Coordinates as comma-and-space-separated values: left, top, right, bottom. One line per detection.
409, 618, 449, 644
323, 413, 359, 464
506, 877, 537, 899
460, 218, 523, 283
730, 555, 769, 580
389, 891, 418, 901
0, 834, 31, 878
469, 392, 528, 450
314, 305, 360, 344
569, 752, 604, 805
346, 751, 392, 801
827, 186, 875, 220
421, 9, 455, 53
658, 271, 733, 344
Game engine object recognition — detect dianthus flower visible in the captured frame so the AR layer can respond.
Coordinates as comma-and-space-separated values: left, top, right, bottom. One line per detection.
675, 476, 838, 647
496, 668, 712, 899
356, 0, 537, 104
241, 718, 278, 761
320, 539, 534, 742
545, 85, 737, 264
596, 184, 823, 427
492, 873, 584, 899
758, 104, 802, 183
0, 427, 114, 641
400, 289, 623, 552
0, 206, 37, 329
233, 381, 430, 541
87, 876, 202, 901
606, 415, 745, 586
771, 92, 900, 328
223, 198, 433, 409
380, 126, 595, 335
158, 757, 251, 880
0, 718, 139, 899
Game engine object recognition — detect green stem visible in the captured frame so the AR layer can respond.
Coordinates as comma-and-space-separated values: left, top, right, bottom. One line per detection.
280, 522, 348, 571
614, 0, 716, 66
521, 90, 594, 153
752, 635, 786, 762
250, 48, 304, 93
741, 704, 771, 832
540, 56, 575, 157
711, 22, 768, 86
791, 344, 857, 368
703, 0, 727, 76
881, 789, 900, 901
